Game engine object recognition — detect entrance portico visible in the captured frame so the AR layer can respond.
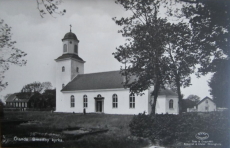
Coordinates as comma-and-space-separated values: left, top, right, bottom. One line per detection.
94, 94, 104, 113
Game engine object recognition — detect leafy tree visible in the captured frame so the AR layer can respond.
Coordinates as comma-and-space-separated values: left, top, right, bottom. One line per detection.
0, 20, 27, 91
21, 81, 52, 93
18, 81, 52, 100
41, 82, 53, 91
209, 59, 230, 108
163, 22, 199, 114
181, 94, 200, 112
180, 0, 230, 74
36, 0, 66, 18
21, 82, 43, 93
0, 0, 65, 91
28, 89, 55, 109
181, 99, 196, 112
179, 0, 230, 109
0, 99, 4, 119
29, 92, 43, 108
113, 0, 174, 115
42, 89, 56, 108
186, 94, 200, 103
113, 0, 202, 114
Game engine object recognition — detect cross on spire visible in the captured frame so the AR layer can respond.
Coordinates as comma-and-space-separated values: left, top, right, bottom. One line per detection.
70, 24, 72, 32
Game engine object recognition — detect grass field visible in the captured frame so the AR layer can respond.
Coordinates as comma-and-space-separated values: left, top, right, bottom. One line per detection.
1, 111, 150, 148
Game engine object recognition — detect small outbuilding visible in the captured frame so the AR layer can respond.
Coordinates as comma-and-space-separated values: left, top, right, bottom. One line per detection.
187, 97, 216, 112
196, 97, 216, 112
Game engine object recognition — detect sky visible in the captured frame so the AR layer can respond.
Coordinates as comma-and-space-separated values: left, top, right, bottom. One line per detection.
0, 0, 212, 101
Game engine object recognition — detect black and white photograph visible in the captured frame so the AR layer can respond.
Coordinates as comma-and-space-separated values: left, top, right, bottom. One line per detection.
0, 0, 229, 147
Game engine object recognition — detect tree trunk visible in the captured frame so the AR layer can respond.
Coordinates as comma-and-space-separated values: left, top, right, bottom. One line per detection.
151, 80, 160, 115
175, 73, 183, 115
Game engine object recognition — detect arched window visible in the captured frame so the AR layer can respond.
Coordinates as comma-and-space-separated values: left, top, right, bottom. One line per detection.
169, 99, 173, 109
70, 95, 75, 107
74, 45, 78, 54
62, 84, 65, 88
63, 44, 67, 52
83, 95, 87, 108
206, 100, 208, 104
62, 66, 65, 72
76, 67, 79, 73
97, 94, 102, 98
112, 94, 118, 108
129, 93, 135, 108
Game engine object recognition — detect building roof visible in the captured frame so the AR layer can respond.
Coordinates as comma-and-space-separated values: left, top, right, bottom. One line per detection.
62, 31, 79, 41
5, 93, 32, 103
55, 53, 85, 62
62, 71, 124, 91
158, 89, 177, 96
62, 70, 178, 96
197, 96, 215, 105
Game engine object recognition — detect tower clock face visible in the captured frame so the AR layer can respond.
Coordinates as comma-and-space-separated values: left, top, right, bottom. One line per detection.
69, 41, 72, 44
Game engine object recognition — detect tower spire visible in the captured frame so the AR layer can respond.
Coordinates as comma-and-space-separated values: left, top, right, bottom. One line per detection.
70, 24, 72, 32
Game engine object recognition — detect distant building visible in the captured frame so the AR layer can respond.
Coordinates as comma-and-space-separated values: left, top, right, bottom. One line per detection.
5, 93, 34, 110
55, 29, 179, 115
187, 97, 216, 112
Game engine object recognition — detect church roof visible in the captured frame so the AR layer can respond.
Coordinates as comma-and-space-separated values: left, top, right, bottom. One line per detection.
158, 89, 177, 96
62, 32, 79, 41
62, 71, 124, 91
55, 53, 85, 62
62, 71, 178, 96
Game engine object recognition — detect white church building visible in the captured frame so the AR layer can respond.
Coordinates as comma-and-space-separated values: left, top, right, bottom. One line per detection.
55, 30, 179, 115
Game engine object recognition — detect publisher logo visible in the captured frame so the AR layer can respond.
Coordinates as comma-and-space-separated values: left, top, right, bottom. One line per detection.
195, 132, 209, 140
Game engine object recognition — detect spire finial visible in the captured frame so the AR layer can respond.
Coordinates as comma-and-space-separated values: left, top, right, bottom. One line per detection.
70, 24, 72, 32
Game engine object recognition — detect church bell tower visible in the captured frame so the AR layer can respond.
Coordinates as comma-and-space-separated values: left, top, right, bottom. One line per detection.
55, 26, 85, 112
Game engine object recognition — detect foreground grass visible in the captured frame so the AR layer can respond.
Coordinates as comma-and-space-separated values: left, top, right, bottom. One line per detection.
2, 111, 149, 148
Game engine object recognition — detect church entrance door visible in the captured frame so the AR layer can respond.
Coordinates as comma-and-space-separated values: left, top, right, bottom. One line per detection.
96, 101, 102, 112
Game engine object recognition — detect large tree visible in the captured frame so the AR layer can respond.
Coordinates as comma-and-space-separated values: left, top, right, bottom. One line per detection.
42, 89, 56, 108
163, 22, 200, 114
113, 0, 205, 114
113, 0, 184, 114
180, 0, 230, 74
180, 0, 230, 109
209, 59, 230, 108
18, 81, 53, 108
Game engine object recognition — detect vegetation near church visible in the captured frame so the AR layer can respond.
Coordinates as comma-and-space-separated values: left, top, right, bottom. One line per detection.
113, 0, 230, 114
18, 81, 55, 109
181, 0, 230, 108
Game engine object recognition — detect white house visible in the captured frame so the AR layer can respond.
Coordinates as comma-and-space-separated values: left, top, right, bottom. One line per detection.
197, 97, 216, 112
55, 30, 179, 115
187, 97, 216, 112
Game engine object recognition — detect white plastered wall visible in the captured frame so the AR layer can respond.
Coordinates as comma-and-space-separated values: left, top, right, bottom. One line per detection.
58, 89, 150, 115
71, 60, 84, 79
165, 96, 179, 114
56, 59, 72, 112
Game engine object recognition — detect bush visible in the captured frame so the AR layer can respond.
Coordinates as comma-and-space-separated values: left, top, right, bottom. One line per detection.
129, 112, 230, 147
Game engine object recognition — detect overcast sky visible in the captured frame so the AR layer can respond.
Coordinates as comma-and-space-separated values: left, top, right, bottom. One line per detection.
0, 0, 212, 101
